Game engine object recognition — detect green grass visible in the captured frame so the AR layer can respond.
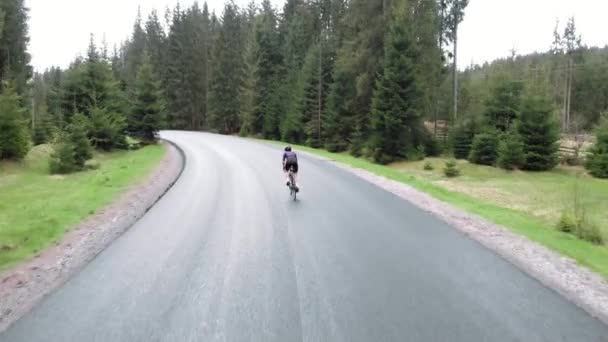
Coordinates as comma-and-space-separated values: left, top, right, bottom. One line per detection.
272, 142, 608, 279
0, 144, 166, 271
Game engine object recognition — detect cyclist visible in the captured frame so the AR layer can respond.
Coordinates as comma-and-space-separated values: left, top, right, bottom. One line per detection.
282, 146, 299, 191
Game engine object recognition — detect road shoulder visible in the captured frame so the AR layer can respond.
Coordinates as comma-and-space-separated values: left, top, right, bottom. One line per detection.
0, 141, 184, 332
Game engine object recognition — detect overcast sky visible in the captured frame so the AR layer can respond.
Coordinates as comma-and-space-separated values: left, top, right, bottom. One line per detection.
27, 0, 608, 71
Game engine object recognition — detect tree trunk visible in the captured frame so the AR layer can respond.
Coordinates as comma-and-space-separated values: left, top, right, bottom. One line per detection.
566, 58, 573, 132
318, 38, 323, 143
452, 23, 458, 123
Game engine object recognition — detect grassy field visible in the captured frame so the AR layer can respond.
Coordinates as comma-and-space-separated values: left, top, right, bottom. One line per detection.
0, 144, 166, 271
280, 143, 608, 279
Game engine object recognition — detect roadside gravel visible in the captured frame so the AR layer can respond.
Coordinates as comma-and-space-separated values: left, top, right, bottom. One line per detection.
0, 141, 184, 332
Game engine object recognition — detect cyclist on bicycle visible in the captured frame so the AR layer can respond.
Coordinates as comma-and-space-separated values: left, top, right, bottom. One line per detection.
282, 146, 299, 191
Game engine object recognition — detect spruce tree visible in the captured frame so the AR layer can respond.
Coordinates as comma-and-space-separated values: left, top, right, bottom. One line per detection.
497, 132, 525, 170
468, 132, 499, 166
585, 117, 608, 178
250, 0, 283, 138
208, 2, 244, 134
0, 85, 29, 160
326, 0, 390, 154
68, 114, 93, 168
0, 0, 32, 95
485, 77, 524, 131
517, 95, 560, 171
369, 5, 423, 164
130, 55, 164, 143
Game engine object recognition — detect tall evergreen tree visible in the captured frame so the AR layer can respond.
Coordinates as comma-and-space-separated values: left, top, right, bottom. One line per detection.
208, 2, 244, 134
484, 77, 524, 131
250, 0, 284, 138
124, 10, 147, 87
517, 95, 560, 171
0, 84, 29, 159
0, 0, 32, 95
325, 0, 390, 153
369, 3, 424, 164
130, 55, 164, 143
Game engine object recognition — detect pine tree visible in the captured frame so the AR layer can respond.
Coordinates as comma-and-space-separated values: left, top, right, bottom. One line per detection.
67, 114, 93, 168
468, 131, 499, 165
485, 77, 524, 131
239, 1, 259, 136
250, 0, 284, 138
325, 0, 389, 153
517, 95, 560, 171
0, 85, 30, 159
88, 107, 127, 151
208, 2, 244, 134
369, 5, 423, 164
165, 5, 190, 129
0, 0, 32, 95
124, 10, 147, 88
145, 10, 168, 82
585, 117, 608, 178
497, 132, 525, 170
451, 120, 476, 159
130, 55, 164, 143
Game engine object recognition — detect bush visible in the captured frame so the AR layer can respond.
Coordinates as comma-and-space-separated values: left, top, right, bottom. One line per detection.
405, 145, 425, 161
556, 212, 576, 233
561, 154, 583, 166
575, 220, 604, 245
444, 160, 461, 177
585, 117, 608, 178
497, 133, 525, 170
517, 95, 559, 171
70, 115, 93, 168
423, 161, 434, 171
424, 136, 442, 157
49, 135, 77, 174
451, 123, 475, 159
468, 132, 499, 166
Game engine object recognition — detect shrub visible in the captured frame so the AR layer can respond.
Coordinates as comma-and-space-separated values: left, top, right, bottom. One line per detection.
406, 145, 425, 161
444, 160, 461, 177
575, 221, 604, 245
49, 133, 77, 174
424, 136, 442, 157
69, 115, 93, 168
497, 133, 525, 170
517, 95, 559, 171
585, 117, 608, 178
556, 212, 576, 233
468, 132, 499, 166
561, 154, 583, 166
423, 161, 434, 171
451, 123, 475, 159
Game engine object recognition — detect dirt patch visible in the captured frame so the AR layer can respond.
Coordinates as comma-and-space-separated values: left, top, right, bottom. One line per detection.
304, 152, 608, 326
0, 141, 184, 332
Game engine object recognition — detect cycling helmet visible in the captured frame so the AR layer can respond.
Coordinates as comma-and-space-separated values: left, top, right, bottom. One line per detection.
285, 146, 292, 152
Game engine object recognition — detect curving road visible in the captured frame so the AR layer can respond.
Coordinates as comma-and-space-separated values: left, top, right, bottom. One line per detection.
2, 131, 607, 341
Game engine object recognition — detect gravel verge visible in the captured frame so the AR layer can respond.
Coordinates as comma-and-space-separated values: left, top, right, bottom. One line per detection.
307, 152, 608, 326
0, 141, 184, 332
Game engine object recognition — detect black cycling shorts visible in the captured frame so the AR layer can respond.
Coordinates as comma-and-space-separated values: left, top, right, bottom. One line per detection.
284, 161, 298, 173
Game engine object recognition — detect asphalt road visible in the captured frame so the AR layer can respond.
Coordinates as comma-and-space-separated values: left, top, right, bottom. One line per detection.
2, 131, 607, 341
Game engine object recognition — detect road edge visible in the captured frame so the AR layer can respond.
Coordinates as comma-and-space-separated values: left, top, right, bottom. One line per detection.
0, 140, 186, 332
296, 149, 608, 326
